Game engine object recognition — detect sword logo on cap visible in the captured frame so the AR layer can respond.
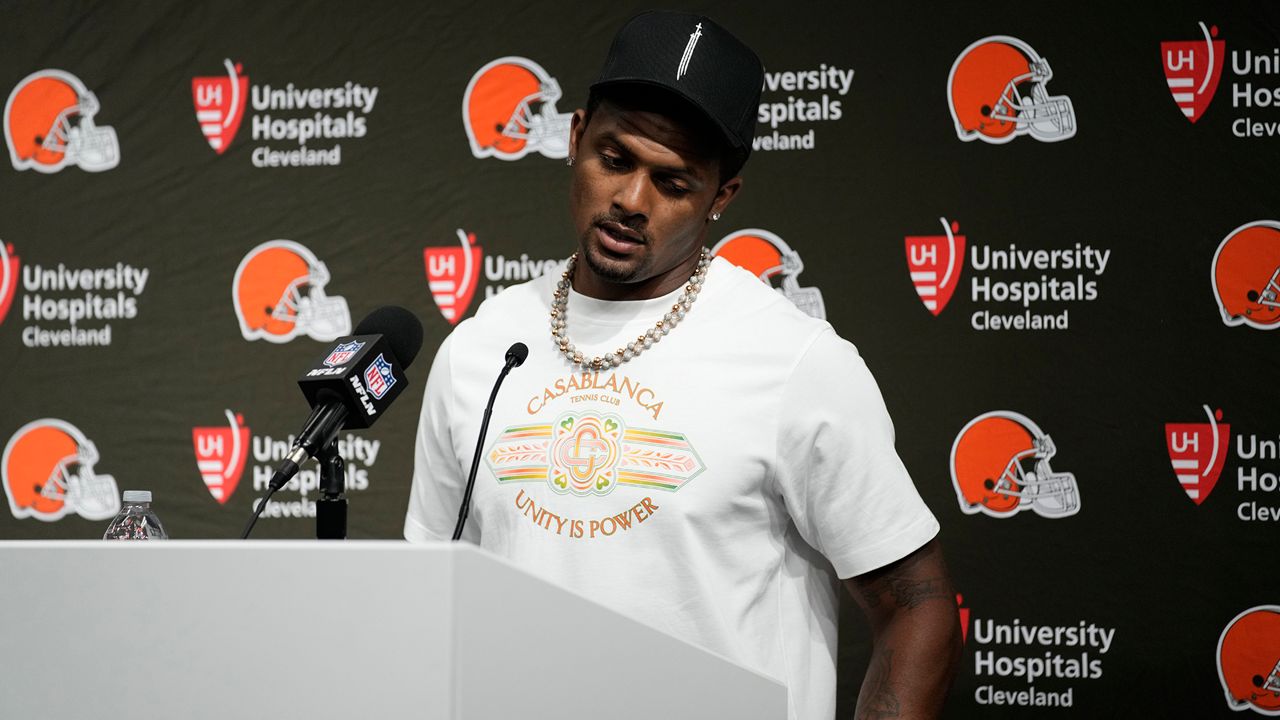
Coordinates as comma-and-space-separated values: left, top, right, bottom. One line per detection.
677, 22, 703, 80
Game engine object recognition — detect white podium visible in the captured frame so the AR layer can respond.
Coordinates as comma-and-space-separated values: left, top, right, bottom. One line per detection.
0, 541, 786, 719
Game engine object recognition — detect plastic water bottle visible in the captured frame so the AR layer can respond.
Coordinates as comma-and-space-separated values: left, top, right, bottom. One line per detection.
103, 490, 170, 540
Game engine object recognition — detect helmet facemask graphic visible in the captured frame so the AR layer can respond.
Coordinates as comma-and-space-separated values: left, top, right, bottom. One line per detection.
44, 92, 120, 171
989, 61, 1075, 142
1247, 266, 1280, 318
503, 78, 571, 157
982, 436, 1077, 516
48, 450, 118, 520
271, 267, 351, 342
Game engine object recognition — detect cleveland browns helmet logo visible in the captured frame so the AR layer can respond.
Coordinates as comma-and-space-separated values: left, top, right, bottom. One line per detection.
948, 36, 1076, 144
232, 240, 352, 343
5, 69, 120, 172
1212, 220, 1280, 330
711, 229, 826, 319
3, 418, 120, 521
463, 57, 571, 161
951, 411, 1080, 518
1217, 606, 1280, 715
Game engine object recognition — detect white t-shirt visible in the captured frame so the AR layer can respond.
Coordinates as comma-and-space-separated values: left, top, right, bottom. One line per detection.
405, 257, 939, 720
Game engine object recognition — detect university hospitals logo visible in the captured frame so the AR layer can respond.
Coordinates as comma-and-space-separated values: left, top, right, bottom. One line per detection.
192, 58, 378, 167
906, 218, 966, 316
948, 36, 1076, 143
5, 69, 120, 172
487, 413, 705, 498
232, 240, 351, 343
712, 229, 826, 319
2, 418, 119, 521
1161, 22, 1224, 123
463, 57, 571, 160
192, 410, 250, 504
966, 594, 1116, 709
192, 59, 249, 154
425, 229, 482, 324
423, 229, 562, 325
1164, 405, 1229, 505
1217, 606, 1280, 715
950, 411, 1080, 518
0, 242, 18, 326
1211, 220, 1280, 330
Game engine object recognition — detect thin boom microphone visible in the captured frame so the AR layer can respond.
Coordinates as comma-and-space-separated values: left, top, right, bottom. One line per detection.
453, 342, 527, 541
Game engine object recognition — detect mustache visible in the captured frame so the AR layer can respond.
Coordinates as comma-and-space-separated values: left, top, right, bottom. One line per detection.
590, 212, 651, 244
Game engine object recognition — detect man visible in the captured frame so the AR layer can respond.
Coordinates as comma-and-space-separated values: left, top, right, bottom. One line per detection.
406, 11, 961, 719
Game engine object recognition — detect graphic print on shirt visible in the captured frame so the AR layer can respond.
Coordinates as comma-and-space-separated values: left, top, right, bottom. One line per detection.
485, 371, 704, 538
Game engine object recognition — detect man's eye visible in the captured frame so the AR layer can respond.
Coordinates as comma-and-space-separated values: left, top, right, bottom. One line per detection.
662, 179, 690, 195
599, 153, 624, 169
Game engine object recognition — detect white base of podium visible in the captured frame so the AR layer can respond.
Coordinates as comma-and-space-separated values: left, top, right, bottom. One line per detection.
0, 541, 786, 719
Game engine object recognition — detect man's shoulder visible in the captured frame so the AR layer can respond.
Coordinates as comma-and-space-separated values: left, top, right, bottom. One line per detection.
707, 257, 842, 352
438, 271, 555, 360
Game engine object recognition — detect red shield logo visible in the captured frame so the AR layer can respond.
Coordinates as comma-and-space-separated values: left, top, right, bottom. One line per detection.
1164, 405, 1229, 505
192, 410, 250, 504
192, 60, 249, 154
424, 229, 482, 324
1160, 23, 1224, 123
0, 242, 18, 326
905, 218, 965, 316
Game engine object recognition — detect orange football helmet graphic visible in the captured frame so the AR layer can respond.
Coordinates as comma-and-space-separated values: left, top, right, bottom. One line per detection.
1212, 220, 1280, 330
5, 69, 120, 172
1217, 606, 1280, 715
948, 36, 1076, 144
951, 411, 1080, 518
711, 229, 826, 319
3, 419, 119, 521
232, 240, 352, 343
463, 57, 571, 161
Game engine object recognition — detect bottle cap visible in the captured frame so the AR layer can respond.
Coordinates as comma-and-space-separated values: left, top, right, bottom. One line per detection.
122, 490, 152, 503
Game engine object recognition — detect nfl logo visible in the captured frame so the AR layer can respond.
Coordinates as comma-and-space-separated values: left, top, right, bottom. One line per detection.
324, 341, 364, 367
363, 354, 396, 399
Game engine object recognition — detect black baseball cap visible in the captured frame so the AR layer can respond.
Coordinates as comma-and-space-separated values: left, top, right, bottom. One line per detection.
591, 11, 763, 167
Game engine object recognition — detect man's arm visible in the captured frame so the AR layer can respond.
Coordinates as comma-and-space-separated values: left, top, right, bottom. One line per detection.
844, 539, 962, 720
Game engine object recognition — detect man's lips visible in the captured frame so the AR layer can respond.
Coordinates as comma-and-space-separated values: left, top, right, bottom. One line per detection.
595, 221, 645, 254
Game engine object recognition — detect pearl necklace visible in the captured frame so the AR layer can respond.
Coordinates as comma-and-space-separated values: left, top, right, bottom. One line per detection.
551, 247, 710, 370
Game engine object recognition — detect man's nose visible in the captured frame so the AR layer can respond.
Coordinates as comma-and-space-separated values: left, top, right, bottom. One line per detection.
612, 170, 650, 221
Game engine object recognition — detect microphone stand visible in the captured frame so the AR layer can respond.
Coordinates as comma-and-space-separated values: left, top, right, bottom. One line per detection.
316, 439, 347, 539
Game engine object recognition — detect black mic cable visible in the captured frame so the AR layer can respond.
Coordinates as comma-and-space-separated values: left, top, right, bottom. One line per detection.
452, 342, 528, 541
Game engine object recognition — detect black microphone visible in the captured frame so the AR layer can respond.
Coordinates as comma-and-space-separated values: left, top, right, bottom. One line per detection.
241, 306, 423, 539
453, 342, 527, 541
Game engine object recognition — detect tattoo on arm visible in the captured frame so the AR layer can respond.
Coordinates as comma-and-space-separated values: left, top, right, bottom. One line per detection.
857, 648, 901, 719
856, 543, 953, 610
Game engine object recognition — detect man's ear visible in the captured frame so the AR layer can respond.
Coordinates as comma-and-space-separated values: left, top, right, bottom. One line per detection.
568, 109, 588, 159
709, 176, 743, 221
